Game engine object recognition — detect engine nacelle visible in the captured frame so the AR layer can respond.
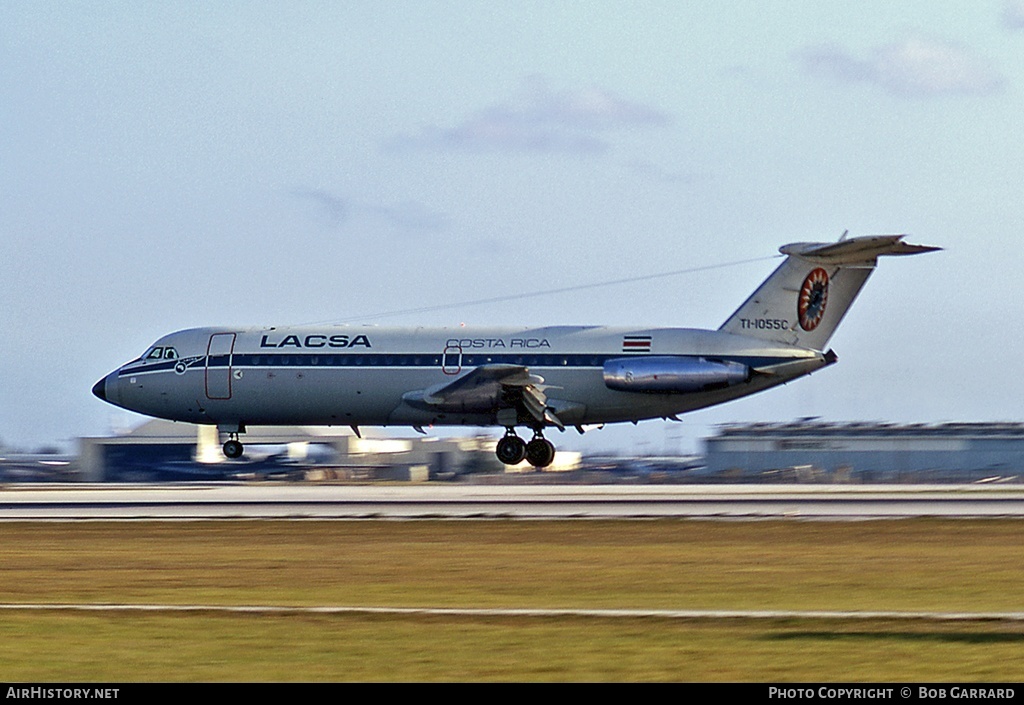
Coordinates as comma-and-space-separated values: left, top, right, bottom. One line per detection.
603, 356, 750, 394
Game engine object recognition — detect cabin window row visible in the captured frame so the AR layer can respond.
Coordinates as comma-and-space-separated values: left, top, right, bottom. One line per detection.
224, 354, 617, 368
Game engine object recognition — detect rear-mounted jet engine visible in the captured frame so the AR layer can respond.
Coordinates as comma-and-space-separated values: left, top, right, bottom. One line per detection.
603, 356, 750, 393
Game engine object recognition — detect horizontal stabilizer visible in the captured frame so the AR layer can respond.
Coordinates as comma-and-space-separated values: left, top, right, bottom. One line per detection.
779, 235, 941, 264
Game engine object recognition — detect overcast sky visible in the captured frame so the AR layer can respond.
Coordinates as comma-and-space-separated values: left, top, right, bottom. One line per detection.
3, 2, 1023, 454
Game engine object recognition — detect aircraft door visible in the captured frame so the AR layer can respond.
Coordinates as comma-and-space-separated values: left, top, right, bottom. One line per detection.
442, 345, 462, 375
205, 333, 236, 400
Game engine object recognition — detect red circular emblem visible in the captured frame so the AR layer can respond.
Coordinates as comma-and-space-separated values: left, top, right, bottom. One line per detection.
798, 268, 829, 331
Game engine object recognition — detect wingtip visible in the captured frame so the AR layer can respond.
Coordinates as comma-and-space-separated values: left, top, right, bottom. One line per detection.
889, 239, 943, 256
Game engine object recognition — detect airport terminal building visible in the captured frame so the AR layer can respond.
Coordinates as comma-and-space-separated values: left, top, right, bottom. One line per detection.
703, 422, 1024, 482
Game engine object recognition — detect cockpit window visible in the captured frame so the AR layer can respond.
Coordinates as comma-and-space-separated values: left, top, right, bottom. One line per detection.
144, 346, 178, 361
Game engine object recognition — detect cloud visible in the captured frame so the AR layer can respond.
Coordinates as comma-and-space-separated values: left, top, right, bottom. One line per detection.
796, 38, 1004, 97
289, 189, 447, 233
365, 201, 447, 231
393, 77, 670, 154
289, 189, 349, 227
1004, 1, 1024, 29
622, 158, 694, 184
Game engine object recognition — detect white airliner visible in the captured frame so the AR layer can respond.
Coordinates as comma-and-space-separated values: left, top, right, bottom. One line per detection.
93, 234, 937, 467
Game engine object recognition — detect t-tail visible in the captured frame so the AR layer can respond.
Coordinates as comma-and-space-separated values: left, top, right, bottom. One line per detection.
719, 234, 940, 351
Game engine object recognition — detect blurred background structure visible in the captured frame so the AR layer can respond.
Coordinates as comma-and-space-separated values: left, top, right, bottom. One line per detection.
4, 419, 1021, 484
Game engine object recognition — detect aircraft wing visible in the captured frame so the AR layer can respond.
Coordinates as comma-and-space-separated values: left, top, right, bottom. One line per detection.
402, 364, 565, 429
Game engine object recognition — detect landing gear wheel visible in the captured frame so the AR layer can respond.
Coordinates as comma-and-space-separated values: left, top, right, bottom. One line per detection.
223, 439, 244, 459
525, 438, 556, 469
495, 435, 527, 465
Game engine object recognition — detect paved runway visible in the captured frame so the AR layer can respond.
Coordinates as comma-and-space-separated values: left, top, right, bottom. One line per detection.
3, 602, 1023, 622
2, 483, 1024, 519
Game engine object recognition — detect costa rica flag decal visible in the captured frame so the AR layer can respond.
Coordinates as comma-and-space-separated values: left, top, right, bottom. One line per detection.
797, 268, 829, 331
621, 335, 652, 353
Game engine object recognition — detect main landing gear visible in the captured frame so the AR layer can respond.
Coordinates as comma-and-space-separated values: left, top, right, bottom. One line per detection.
495, 429, 555, 469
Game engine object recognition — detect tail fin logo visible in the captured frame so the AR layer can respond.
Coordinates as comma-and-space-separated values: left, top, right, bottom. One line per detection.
798, 268, 829, 331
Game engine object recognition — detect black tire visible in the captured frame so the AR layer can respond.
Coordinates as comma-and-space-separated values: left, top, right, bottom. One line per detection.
525, 438, 555, 468
495, 435, 527, 465
223, 440, 244, 459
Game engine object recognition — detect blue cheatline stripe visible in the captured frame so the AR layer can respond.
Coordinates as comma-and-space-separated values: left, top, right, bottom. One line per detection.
120, 353, 801, 375
118, 359, 179, 375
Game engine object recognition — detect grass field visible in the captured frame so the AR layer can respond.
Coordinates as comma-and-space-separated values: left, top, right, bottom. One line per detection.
1, 519, 1022, 681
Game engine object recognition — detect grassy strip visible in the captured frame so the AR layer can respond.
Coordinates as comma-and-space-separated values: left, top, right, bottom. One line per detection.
1, 612, 1022, 681
0, 518, 1022, 680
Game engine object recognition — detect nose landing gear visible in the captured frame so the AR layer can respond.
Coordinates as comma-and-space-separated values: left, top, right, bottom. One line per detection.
223, 436, 244, 459
219, 424, 247, 459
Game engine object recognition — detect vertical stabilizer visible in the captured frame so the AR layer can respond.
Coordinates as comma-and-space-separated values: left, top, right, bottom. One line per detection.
719, 234, 939, 351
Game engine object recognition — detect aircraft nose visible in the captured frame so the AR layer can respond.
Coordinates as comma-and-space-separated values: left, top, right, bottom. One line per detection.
93, 371, 126, 408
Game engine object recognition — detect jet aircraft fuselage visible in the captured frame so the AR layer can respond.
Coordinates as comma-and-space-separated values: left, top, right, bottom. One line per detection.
93, 234, 938, 467
93, 325, 826, 428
